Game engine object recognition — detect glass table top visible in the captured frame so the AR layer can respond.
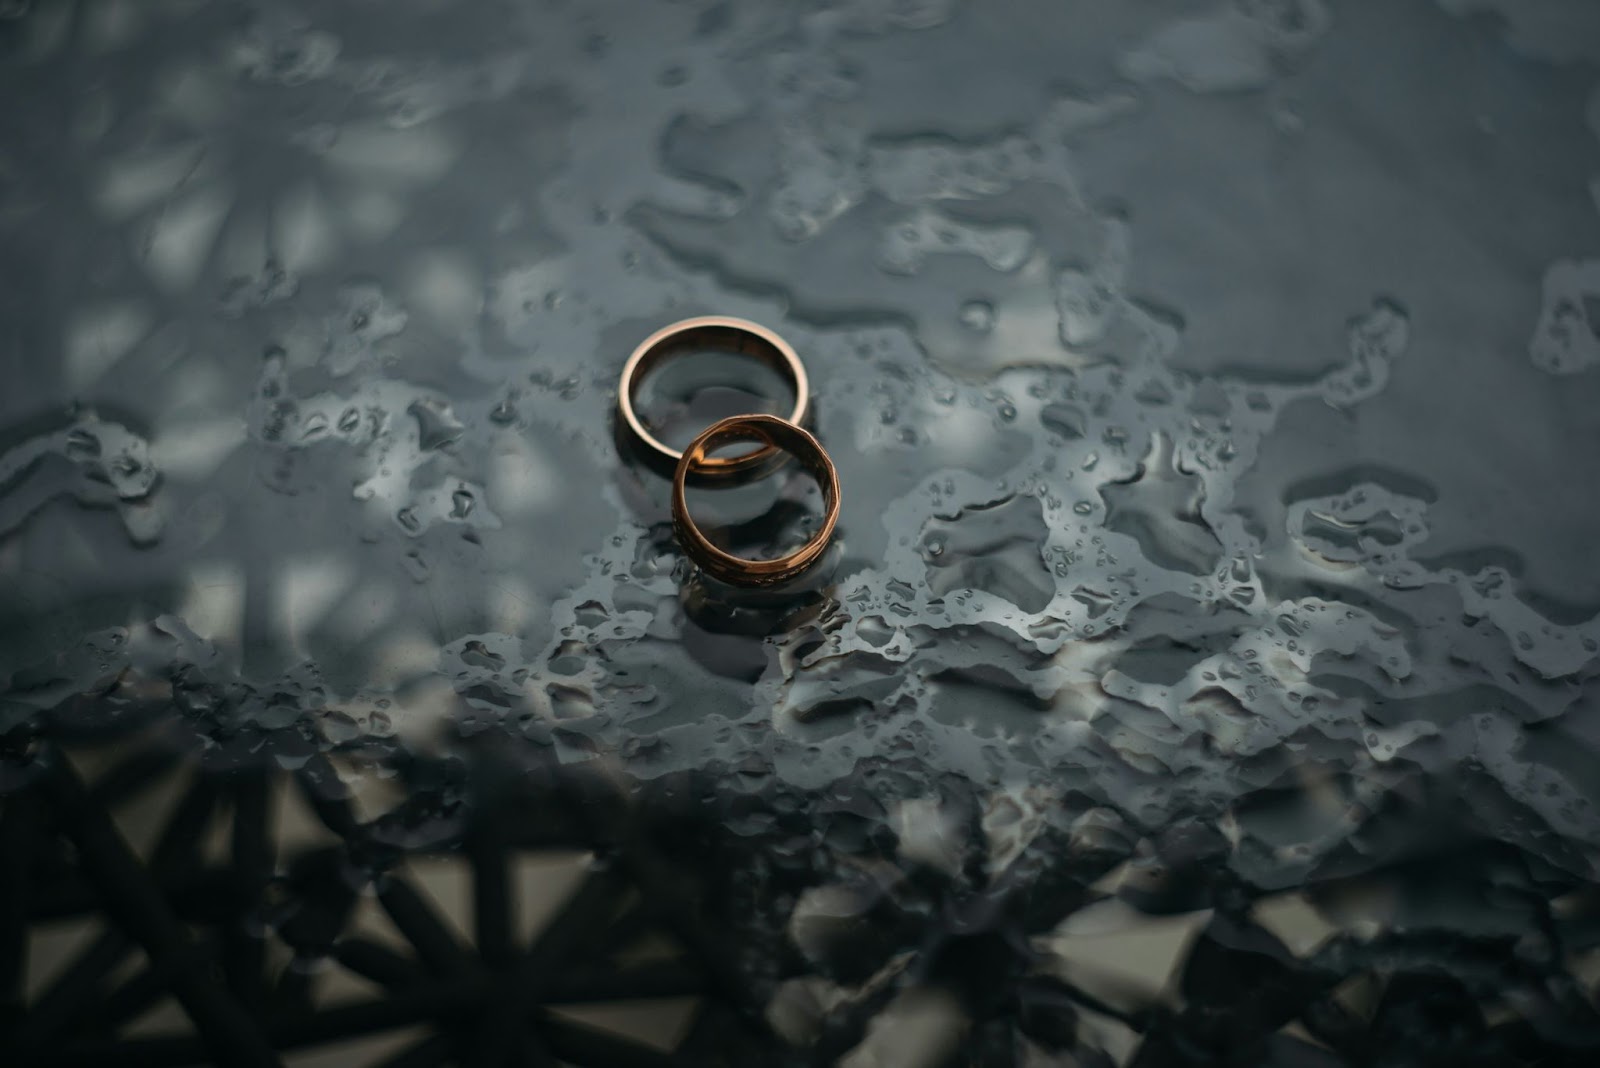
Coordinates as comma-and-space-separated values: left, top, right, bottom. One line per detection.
3, 1, 1600, 1064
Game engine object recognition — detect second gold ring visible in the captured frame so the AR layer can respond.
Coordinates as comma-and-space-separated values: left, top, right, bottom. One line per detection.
671, 414, 841, 588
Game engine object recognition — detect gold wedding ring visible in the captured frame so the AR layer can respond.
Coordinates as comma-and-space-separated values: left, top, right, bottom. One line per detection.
617, 316, 809, 481
672, 415, 840, 588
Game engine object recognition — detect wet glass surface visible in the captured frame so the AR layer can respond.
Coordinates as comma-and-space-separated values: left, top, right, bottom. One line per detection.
4, 0, 1600, 1064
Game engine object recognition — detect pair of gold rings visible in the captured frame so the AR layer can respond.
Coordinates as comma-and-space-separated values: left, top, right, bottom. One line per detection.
617, 317, 840, 587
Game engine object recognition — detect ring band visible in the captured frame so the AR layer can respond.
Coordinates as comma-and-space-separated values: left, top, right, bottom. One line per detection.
672, 414, 840, 587
618, 316, 809, 480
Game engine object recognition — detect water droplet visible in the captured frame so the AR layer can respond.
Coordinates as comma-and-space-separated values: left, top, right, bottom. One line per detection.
1134, 379, 1173, 405
409, 399, 464, 451
65, 428, 101, 459
403, 549, 429, 582
490, 395, 518, 424
1041, 403, 1085, 440
460, 640, 505, 670
958, 299, 995, 333
574, 601, 609, 628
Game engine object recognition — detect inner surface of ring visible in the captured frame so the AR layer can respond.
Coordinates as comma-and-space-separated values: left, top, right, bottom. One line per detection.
629, 326, 802, 460
634, 348, 794, 457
